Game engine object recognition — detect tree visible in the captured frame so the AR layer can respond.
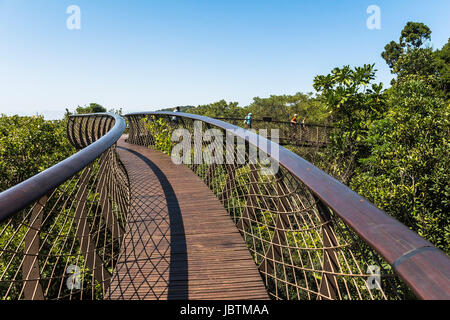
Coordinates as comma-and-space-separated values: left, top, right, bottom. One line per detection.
311, 21, 450, 254
313, 64, 386, 143
245, 93, 328, 123
381, 40, 403, 69
351, 79, 449, 253
433, 38, 450, 98
400, 22, 431, 48
0, 115, 74, 191
313, 64, 386, 182
382, 22, 432, 75
184, 93, 328, 124
188, 100, 244, 118
393, 47, 436, 78
382, 22, 448, 97
75, 103, 107, 114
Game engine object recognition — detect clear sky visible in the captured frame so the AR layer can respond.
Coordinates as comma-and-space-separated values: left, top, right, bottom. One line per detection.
1, 0, 449, 119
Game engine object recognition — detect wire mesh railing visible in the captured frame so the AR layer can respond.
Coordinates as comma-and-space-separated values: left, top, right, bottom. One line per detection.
213, 117, 332, 147
0, 113, 128, 300
125, 111, 450, 300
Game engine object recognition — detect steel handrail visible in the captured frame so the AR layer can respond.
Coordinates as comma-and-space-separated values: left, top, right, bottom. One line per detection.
0, 112, 126, 222
126, 111, 450, 300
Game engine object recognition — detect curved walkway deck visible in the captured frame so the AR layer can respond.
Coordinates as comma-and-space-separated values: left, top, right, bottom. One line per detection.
107, 137, 269, 300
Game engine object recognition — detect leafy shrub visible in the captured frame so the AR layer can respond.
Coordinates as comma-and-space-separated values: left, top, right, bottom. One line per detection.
0, 115, 75, 192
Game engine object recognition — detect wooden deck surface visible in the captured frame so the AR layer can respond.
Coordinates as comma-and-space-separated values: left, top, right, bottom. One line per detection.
106, 137, 269, 300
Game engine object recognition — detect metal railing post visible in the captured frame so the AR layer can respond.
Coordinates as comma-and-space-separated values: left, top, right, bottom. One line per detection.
22, 195, 48, 300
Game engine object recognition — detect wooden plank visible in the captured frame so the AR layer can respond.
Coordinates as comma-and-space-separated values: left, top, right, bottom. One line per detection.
107, 137, 268, 300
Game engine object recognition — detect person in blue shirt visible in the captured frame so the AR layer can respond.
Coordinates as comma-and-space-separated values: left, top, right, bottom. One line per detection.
171, 106, 180, 123
244, 113, 253, 129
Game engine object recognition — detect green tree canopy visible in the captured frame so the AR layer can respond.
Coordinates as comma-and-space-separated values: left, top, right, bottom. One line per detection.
351, 79, 449, 253
75, 103, 107, 114
382, 22, 432, 74
400, 22, 432, 48
433, 38, 450, 97
188, 100, 243, 118
0, 115, 74, 191
313, 64, 386, 138
381, 40, 404, 69
317, 21, 450, 253
382, 21, 448, 98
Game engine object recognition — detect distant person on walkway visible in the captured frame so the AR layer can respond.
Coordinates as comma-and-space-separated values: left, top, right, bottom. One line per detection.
289, 113, 299, 139
172, 106, 180, 123
244, 113, 253, 129
301, 117, 307, 131
290, 114, 298, 128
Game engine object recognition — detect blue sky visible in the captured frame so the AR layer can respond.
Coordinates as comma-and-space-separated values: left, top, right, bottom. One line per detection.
1, 0, 449, 119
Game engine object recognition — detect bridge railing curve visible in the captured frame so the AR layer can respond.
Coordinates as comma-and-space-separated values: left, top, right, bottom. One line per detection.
0, 113, 128, 300
125, 111, 450, 300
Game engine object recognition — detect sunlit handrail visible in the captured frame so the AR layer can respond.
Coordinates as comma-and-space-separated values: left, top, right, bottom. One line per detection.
125, 111, 450, 300
0, 112, 128, 300
0, 113, 125, 222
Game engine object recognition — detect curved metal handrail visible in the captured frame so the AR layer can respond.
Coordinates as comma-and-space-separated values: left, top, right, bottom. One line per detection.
0, 112, 126, 222
125, 111, 450, 300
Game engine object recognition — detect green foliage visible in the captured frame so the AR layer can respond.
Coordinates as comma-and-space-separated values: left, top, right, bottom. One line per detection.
381, 22, 431, 71
313, 64, 386, 182
381, 41, 403, 69
75, 103, 107, 114
315, 21, 450, 255
245, 92, 328, 124
433, 38, 450, 98
188, 100, 244, 118
381, 21, 448, 98
400, 22, 431, 48
143, 117, 174, 155
0, 115, 75, 192
0, 116, 112, 299
313, 64, 386, 131
184, 94, 329, 124
351, 80, 450, 254
65, 103, 123, 117
394, 47, 436, 78
185, 98, 233, 118
0, 160, 115, 300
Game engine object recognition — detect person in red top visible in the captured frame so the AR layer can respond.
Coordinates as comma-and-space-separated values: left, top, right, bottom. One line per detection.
290, 114, 298, 140
290, 114, 298, 128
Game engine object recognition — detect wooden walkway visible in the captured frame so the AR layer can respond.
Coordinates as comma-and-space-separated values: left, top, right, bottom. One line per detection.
107, 137, 269, 300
